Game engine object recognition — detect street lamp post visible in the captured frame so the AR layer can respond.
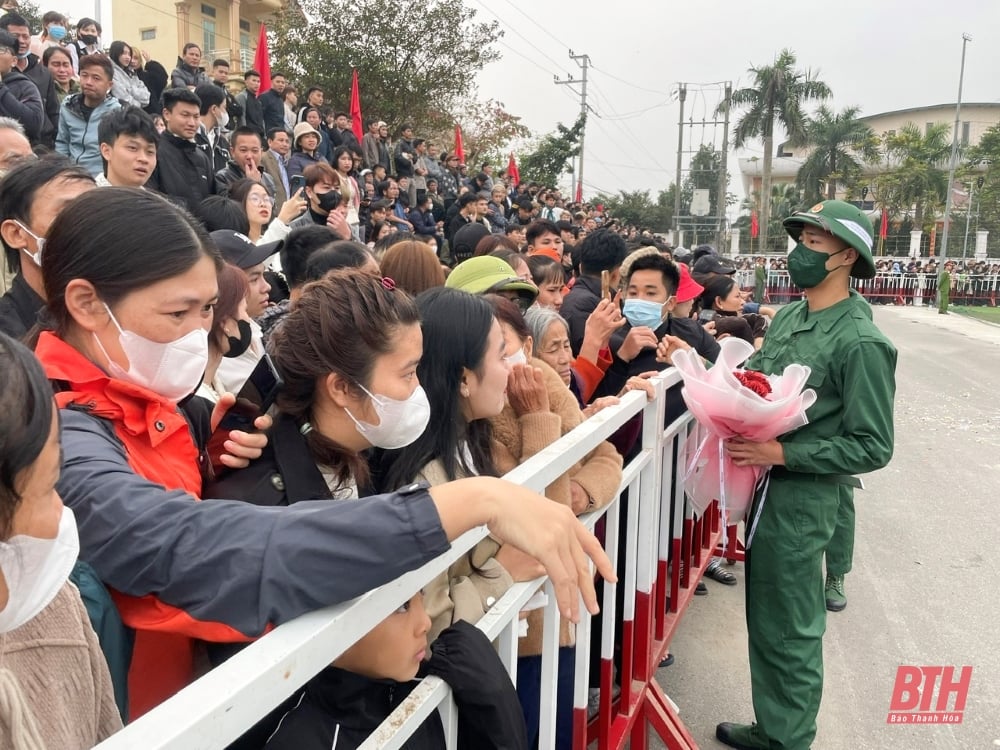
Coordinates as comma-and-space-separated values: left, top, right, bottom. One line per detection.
938, 33, 972, 268
962, 179, 974, 259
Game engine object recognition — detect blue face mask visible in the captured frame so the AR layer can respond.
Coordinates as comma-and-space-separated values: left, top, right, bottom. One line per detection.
48, 25, 67, 41
622, 298, 665, 330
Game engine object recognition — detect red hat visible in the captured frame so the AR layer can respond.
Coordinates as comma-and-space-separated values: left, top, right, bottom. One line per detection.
675, 262, 704, 303
527, 246, 562, 263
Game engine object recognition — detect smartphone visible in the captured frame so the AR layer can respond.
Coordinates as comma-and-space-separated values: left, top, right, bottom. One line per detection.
219, 353, 283, 432
289, 174, 306, 194
698, 309, 716, 324
601, 270, 611, 301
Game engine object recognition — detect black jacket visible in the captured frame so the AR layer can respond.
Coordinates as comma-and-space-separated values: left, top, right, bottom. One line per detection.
239, 89, 264, 134
170, 58, 208, 89
393, 138, 415, 178
146, 129, 215, 211
265, 621, 527, 750
204, 412, 333, 507
595, 315, 721, 426
561, 275, 602, 356
214, 79, 243, 123
265, 669, 444, 750
214, 160, 276, 198
18, 55, 58, 147
259, 88, 284, 132
0, 68, 43, 142
137, 61, 168, 116
194, 125, 230, 174
0, 273, 44, 339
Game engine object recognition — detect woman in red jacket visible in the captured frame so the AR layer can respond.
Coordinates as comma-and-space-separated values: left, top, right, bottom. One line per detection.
33, 187, 614, 720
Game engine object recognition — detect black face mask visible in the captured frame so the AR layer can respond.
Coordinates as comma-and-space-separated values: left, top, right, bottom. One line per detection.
223, 319, 253, 358
79, 33, 98, 46
317, 189, 342, 213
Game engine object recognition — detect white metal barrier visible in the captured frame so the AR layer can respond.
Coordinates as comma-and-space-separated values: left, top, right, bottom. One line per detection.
94, 368, 703, 750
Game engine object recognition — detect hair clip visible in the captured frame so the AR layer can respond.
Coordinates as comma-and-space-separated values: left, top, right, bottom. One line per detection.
381, 276, 396, 291
299, 422, 314, 436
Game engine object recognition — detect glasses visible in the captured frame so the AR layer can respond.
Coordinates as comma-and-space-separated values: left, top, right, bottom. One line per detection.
248, 194, 274, 206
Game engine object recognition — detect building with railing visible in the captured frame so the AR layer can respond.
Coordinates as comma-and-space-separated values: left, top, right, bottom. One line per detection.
112, 0, 285, 75
737, 102, 1000, 201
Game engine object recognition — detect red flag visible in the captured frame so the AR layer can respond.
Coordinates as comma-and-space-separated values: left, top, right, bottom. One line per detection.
750, 210, 759, 238
454, 125, 465, 164
575, 180, 582, 203
506, 152, 520, 187
349, 69, 363, 142
879, 209, 889, 240
253, 24, 271, 92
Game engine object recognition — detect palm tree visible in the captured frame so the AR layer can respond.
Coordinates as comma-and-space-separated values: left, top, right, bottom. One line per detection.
882, 122, 951, 229
796, 105, 879, 202
725, 49, 831, 248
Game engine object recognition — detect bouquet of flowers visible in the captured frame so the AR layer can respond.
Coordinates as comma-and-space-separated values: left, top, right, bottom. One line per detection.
671, 338, 816, 520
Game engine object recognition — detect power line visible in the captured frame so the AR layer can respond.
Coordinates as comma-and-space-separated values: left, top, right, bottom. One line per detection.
468, 0, 570, 77
495, 0, 572, 51
588, 65, 675, 97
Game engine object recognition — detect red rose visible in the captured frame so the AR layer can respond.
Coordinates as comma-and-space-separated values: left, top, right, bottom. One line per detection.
733, 369, 772, 398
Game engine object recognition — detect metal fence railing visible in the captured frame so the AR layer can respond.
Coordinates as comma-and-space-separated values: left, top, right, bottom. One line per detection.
94, 367, 718, 750
734, 270, 1000, 307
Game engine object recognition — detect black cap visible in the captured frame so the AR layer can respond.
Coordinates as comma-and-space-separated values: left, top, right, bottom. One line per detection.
692, 254, 735, 276
210, 230, 282, 269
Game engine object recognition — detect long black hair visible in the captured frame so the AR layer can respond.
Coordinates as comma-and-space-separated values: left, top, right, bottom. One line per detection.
43, 188, 222, 335
375, 287, 498, 492
0, 332, 54, 538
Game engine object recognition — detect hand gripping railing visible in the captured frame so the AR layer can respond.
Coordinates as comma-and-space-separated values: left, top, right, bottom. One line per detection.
94, 366, 718, 750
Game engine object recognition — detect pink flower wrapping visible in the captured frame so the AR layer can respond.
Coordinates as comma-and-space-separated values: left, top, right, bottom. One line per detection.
671, 338, 817, 519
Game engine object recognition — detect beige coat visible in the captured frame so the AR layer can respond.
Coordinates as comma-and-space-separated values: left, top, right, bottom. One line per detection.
0, 582, 122, 749
416, 459, 514, 642
490, 356, 624, 656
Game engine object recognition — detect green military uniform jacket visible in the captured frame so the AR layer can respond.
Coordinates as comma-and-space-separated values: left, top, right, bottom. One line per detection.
746, 290, 897, 476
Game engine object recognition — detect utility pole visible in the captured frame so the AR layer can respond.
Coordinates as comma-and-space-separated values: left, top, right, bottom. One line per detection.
554, 51, 591, 201
939, 33, 972, 266
716, 82, 732, 251
673, 83, 686, 246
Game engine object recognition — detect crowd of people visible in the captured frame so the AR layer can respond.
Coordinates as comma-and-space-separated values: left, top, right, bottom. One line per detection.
0, 19, 899, 750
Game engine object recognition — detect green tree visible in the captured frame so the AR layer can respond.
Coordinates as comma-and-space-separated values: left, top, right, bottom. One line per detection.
16, 0, 42, 32
446, 98, 531, 168
959, 123, 1000, 257
795, 105, 879, 202
270, 0, 500, 134
723, 49, 831, 248
881, 122, 950, 230
517, 114, 584, 188
591, 187, 673, 231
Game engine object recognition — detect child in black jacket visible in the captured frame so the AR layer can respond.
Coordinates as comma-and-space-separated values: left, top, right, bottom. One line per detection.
266, 597, 528, 750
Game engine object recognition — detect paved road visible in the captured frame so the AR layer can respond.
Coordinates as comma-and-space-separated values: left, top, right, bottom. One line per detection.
652, 305, 1000, 749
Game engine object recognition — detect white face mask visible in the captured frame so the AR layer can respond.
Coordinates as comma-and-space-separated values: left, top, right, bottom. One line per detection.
94, 303, 209, 402
14, 220, 43, 267
504, 348, 527, 368
217, 106, 229, 130
0, 506, 80, 633
345, 384, 431, 449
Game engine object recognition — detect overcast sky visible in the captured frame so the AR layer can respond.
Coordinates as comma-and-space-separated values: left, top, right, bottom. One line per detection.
470, 0, 1000, 218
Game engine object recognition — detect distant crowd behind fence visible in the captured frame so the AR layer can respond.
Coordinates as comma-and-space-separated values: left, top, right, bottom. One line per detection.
734, 269, 1000, 306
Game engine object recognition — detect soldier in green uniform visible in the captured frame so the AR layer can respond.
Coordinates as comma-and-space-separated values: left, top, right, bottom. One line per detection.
712, 200, 897, 749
